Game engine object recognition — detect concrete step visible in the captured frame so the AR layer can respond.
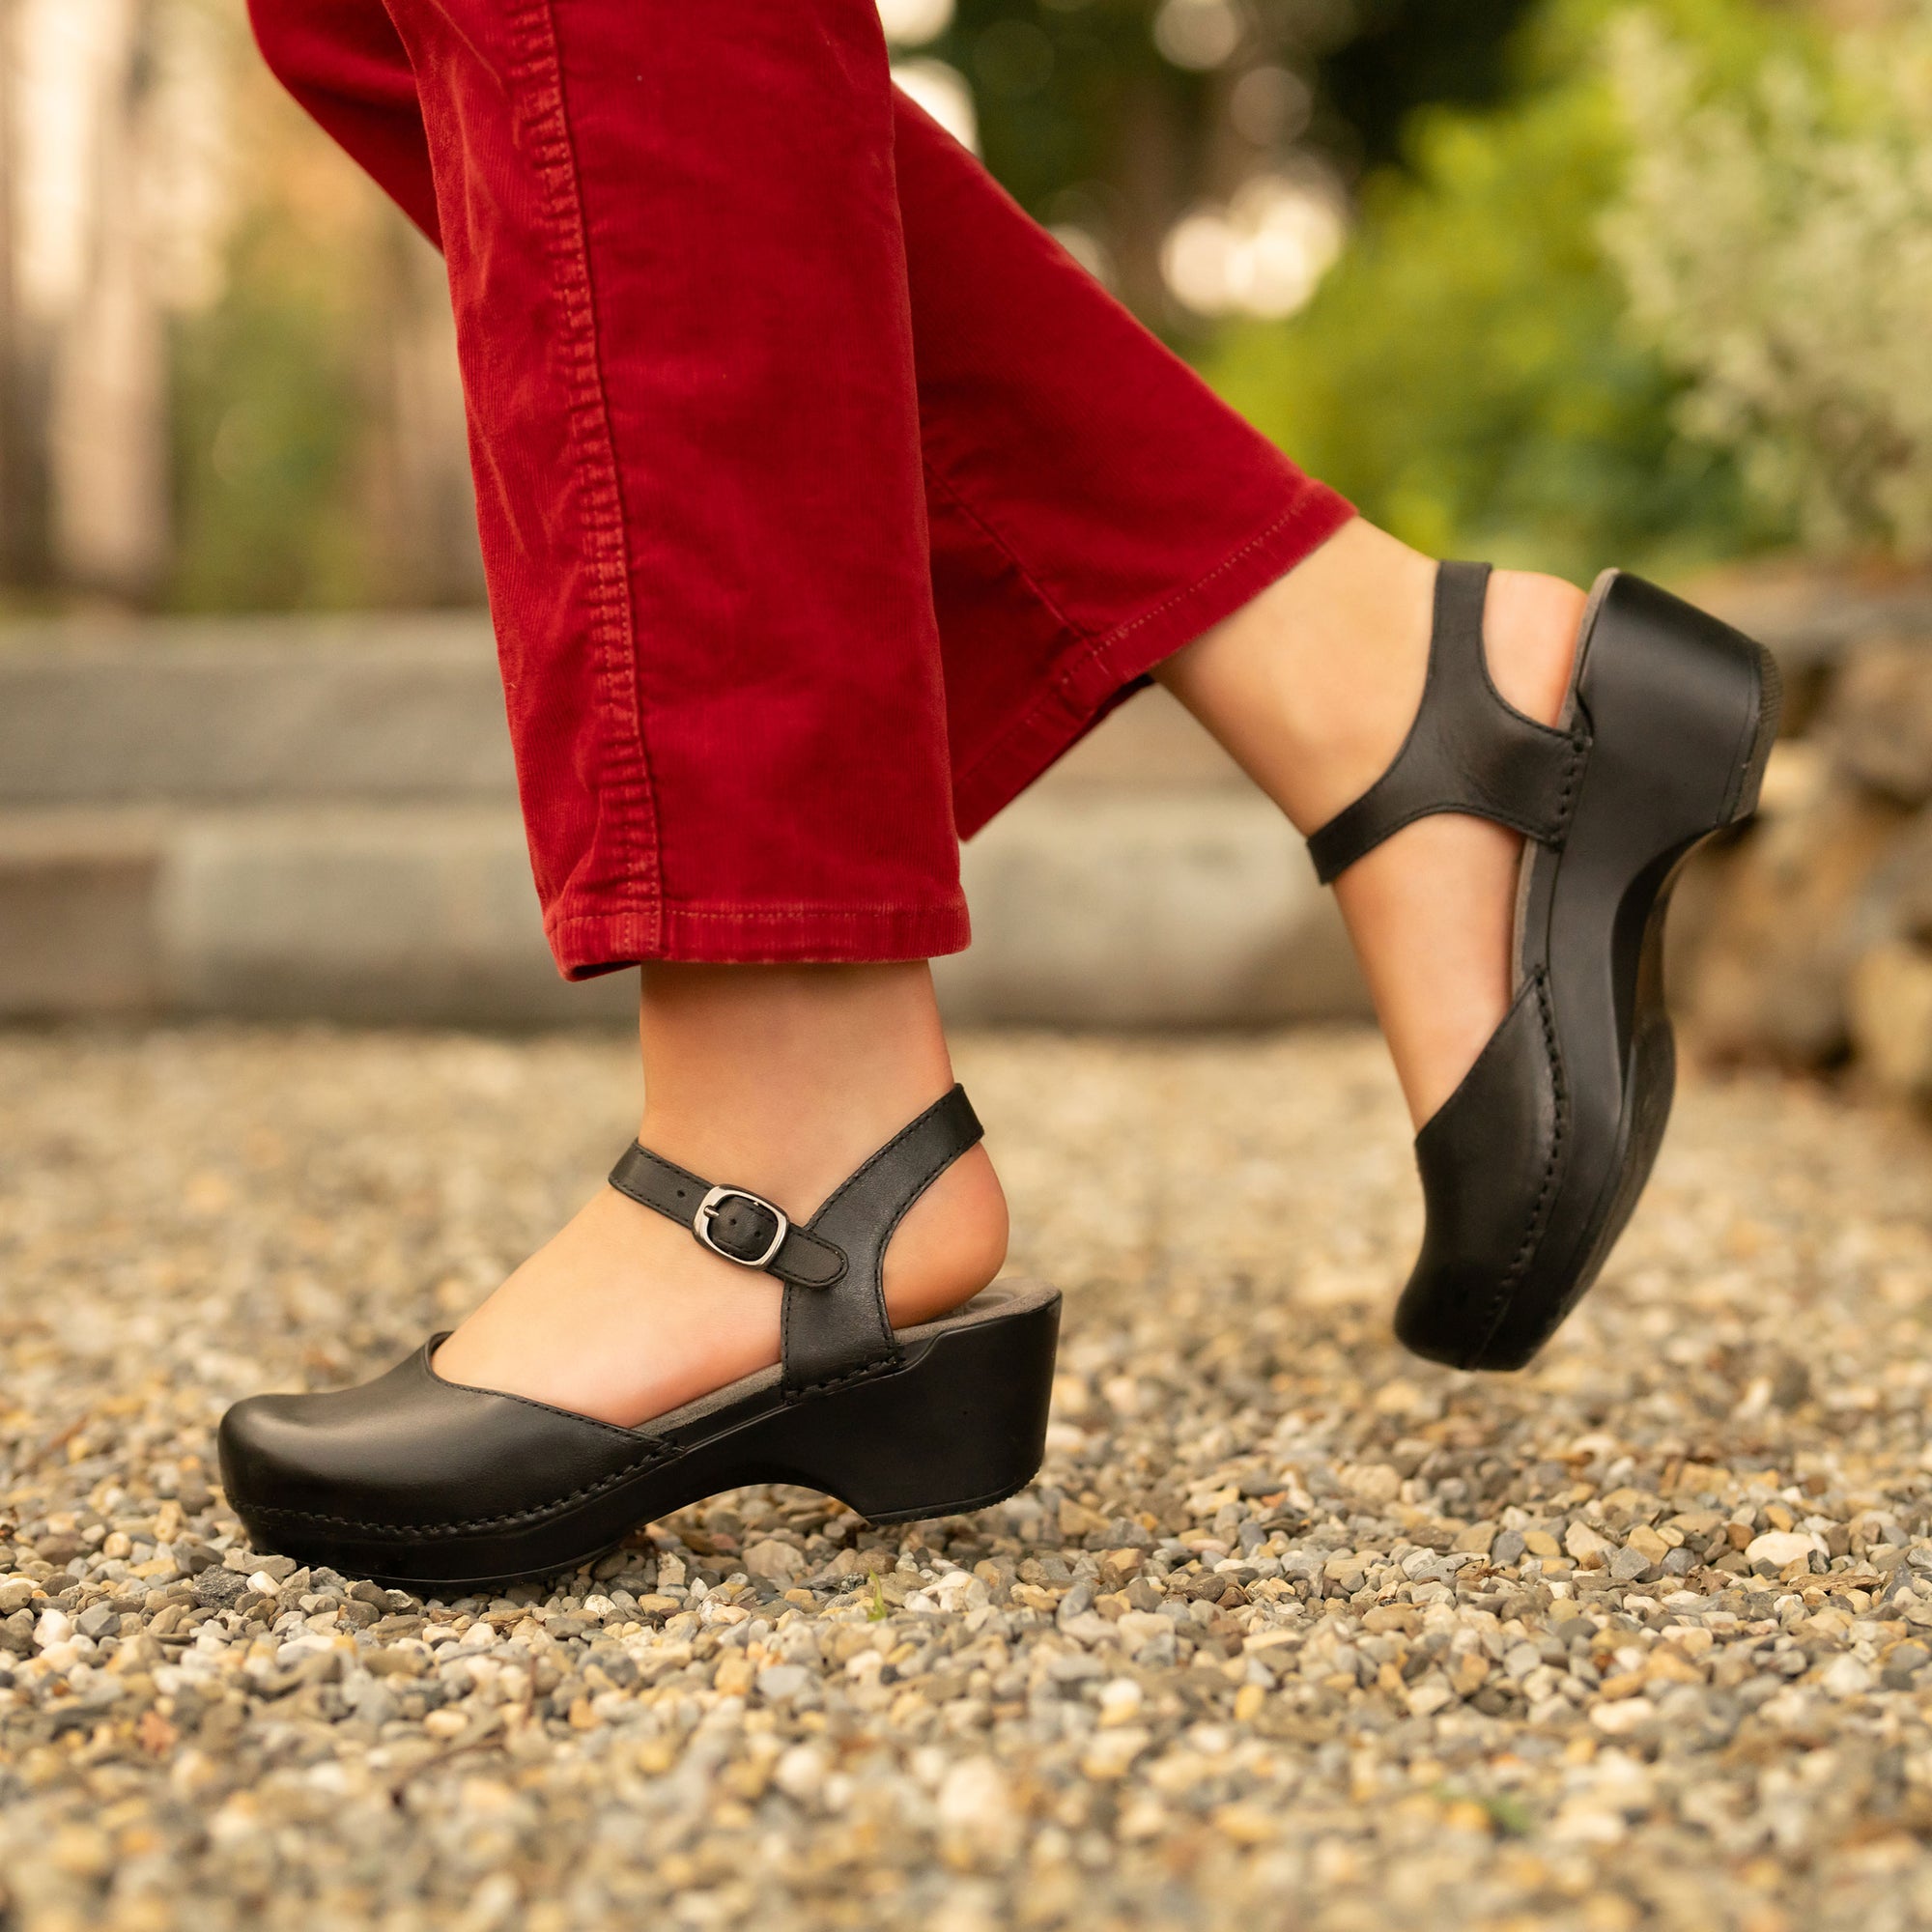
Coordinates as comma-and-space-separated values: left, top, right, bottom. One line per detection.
0, 612, 1250, 805
0, 810, 166, 1014
0, 613, 1367, 1028
0, 614, 513, 804
941, 793, 1360, 1026
1, 580, 1881, 804
0, 794, 1363, 1028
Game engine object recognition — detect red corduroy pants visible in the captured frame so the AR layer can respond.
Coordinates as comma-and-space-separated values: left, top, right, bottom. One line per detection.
248, 0, 1353, 974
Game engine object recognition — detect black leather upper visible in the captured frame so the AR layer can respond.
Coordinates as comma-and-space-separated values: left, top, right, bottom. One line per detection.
1381, 567, 1780, 1370
1305, 561, 1589, 885
218, 1339, 668, 1535
1394, 975, 1567, 1365
218, 1084, 990, 1549
781, 1085, 983, 1392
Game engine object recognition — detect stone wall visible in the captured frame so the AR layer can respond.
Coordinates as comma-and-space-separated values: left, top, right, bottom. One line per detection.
1674, 564, 1932, 1106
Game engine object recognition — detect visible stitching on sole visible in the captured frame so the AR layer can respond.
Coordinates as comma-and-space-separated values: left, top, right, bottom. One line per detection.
240, 1352, 912, 1542
244, 1301, 1057, 1550
1476, 970, 1568, 1359
782, 1352, 904, 1401
1549, 727, 1591, 844
240, 1439, 676, 1541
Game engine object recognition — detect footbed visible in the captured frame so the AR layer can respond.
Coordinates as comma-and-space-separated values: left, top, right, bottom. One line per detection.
1508, 566, 1615, 998
645, 1278, 1060, 1437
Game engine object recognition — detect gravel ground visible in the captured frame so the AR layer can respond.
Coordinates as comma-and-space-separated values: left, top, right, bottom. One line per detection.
4, 1024, 1932, 1932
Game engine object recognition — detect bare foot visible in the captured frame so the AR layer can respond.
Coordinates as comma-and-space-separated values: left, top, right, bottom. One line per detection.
1157, 520, 1587, 1127
431, 964, 1009, 1426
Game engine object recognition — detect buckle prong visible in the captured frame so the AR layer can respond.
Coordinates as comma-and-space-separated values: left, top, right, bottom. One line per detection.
693, 1185, 788, 1269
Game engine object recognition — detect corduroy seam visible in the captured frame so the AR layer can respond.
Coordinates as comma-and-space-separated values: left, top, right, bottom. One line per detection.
920, 454, 1092, 646
951, 489, 1354, 819
503, 0, 664, 958
953, 502, 1307, 798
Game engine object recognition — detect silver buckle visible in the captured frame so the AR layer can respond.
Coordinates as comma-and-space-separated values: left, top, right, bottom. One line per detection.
693, 1185, 788, 1269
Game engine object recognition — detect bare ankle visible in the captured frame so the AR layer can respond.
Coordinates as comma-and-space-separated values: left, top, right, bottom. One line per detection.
1483, 569, 1588, 728
638, 959, 1009, 1318
432, 959, 1006, 1425
1155, 526, 1592, 1133
1155, 519, 1437, 831
638, 963, 953, 1187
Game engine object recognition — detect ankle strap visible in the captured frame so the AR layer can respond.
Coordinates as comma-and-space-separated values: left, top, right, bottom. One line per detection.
608, 1146, 848, 1288
609, 1084, 985, 1394
1304, 561, 1589, 885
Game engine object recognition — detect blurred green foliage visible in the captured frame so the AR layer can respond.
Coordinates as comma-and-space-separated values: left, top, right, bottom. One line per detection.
927, 0, 1531, 322
1323, 0, 1543, 171
156, 0, 1815, 610
1604, 4, 1932, 561
946, 0, 1532, 196
169, 211, 375, 611
156, 0, 1543, 614
1205, 0, 1812, 581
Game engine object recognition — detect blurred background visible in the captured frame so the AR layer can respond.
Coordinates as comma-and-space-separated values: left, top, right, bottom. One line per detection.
2, 0, 1931, 1103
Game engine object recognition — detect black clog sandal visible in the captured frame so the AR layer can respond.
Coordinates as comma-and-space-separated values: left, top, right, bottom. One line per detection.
218, 1086, 1059, 1590
1307, 562, 1780, 1371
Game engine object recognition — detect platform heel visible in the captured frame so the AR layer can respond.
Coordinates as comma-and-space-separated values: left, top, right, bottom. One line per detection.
689, 1288, 1062, 1524
219, 1086, 1060, 1590
1305, 563, 1781, 1372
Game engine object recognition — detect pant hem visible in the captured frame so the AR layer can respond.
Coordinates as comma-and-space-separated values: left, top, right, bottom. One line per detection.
547, 897, 973, 975
951, 485, 1355, 838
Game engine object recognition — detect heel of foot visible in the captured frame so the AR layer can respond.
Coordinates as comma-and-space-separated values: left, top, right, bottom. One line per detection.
883, 1143, 1009, 1331
1485, 571, 1588, 729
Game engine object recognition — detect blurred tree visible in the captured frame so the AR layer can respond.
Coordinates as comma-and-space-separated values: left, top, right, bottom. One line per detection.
0, 0, 175, 604
903, 0, 1536, 330
4, 0, 1731, 612
168, 204, 380, 611
1322, 0, 1538, 171
0, 0, 34, 590
1205, 0, 1804, 580
168, 145, 480, 611
47, 0, 172, 601
0, 0, 478, 613
165, 14, 480, 612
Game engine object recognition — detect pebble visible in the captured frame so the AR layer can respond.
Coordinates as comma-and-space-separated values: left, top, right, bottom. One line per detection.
4, 1023, 1932, 1930
1746, 1529, 1825, 1571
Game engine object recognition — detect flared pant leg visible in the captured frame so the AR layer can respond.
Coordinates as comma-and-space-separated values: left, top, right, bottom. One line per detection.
247, 0, 1353, 973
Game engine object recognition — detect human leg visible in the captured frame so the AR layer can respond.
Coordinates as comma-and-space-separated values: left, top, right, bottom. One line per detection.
1157, 523, 1588, 1126
877, 98, 1582, 1133
245, 0, 1009, 1426
1161, 528, 1776, 1369
877, 93, 1774, 1371
256, 0, 969, 968
433, 964, 1009, 1424
238, 6, 1355, 1426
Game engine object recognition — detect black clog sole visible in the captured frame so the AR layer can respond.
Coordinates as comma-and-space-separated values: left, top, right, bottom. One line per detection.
222, 1283, 1060, 1594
